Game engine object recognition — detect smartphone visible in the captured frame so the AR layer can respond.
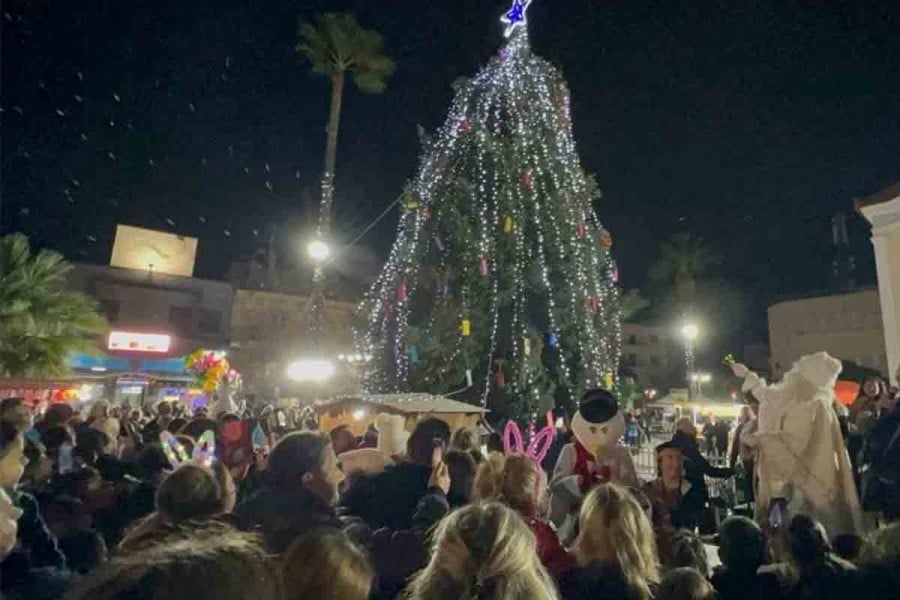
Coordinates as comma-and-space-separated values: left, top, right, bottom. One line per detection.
431, 437, 444, 465
59, 442, 74, 474
769, 498, 789, 530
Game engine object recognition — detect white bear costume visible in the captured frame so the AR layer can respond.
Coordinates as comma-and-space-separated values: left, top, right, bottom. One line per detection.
737, 352, 864, 537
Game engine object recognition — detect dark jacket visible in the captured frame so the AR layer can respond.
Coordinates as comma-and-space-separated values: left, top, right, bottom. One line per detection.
1, 491, 67, 591
341, 461, 432, 530
559, 560, 646, 600
712, 565, 787, 600
369, 488, 449, 600
670, 430, 733, 499
234, 486, 345, 553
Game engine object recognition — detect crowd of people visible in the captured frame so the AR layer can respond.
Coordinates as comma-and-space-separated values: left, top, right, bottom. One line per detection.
0, 363, 896, 600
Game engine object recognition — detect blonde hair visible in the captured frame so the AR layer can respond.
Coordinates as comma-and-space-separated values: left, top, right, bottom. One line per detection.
473, 451, 507, 500
282, 532, 372, 600
474, 454, 544, 514
404, 502, 560, 600
574, 483, 660, 600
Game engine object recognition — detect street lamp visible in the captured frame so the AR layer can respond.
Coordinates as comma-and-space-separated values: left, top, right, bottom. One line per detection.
681, 322, 699, 400
286, 359, 335, 382
307, 239, 331, 262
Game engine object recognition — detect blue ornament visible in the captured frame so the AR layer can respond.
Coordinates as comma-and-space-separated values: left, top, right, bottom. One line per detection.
501, 0, 533, 38
549, 332, 560, 347
408, 344, 421, 363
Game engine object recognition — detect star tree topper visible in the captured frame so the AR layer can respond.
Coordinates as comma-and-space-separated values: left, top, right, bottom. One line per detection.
501, 0, 533, 38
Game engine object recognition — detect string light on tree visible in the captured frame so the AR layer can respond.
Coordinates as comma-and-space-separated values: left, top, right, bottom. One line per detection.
359, 0, 621, 420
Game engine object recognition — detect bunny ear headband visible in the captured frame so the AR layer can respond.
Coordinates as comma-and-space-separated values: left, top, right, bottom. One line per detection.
160, 430, 216, 469
503, 411, 555, 465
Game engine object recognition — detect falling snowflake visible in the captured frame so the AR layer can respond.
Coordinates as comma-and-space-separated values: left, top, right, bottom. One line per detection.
225, 56, 232, 68
13, 106, 23, 114
74, 94, 83, 102
295, 170, 301, 179
72, 178, 81, 187
265, 163, 270, 172
80, 133, 89, 141
77, 72, 83, 81
201, 157, 208, 166
265, 181, 273, 190
55, 109, 67, 116
166, 218, 176, 227
38, 81, 46, 89
223, 229, 232, 237
188, 102, 196, 112
19, 207, 30, 216
108, 151, 116, 160
113, 92, 120, 102
87, 235, 97, 242
252, 229, 259, 236
148, 158, 155, 166
243, 167, 249, 173
199, 216, 207, 223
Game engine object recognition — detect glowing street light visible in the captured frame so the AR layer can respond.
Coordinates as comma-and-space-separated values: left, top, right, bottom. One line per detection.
286, 359, 335, 382
681, 323, 699, 341
307, 239, 331, 261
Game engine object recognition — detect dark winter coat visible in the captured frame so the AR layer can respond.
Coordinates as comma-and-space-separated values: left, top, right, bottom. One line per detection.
369, 488, 449, 600
558, 560, 647, 600
1, 491, 67, 591
341, 461, 433, 530
670, 430, 733, 500
234, 486, 346, 554
711, 565, 787, 600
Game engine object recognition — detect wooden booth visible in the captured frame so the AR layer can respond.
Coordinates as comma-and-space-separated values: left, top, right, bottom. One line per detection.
314, 393, 488, 436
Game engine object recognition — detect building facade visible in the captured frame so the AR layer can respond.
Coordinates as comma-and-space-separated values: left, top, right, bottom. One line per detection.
860, 183, 900, 382
228, 289, 358, 398
620, 322, 683, 390
768, 289, 886, 378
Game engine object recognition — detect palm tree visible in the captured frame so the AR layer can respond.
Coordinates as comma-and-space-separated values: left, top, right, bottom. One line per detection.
0, 234, 107, 377
298, 12, 395, 330
648, 232, 720, 315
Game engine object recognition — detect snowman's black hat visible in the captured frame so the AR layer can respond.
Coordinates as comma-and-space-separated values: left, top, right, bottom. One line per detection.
578, 388, 619, 424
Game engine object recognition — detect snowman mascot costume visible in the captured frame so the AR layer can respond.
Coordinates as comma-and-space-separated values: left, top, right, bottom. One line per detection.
732, 351, 864, 537
549, 388, 639, 541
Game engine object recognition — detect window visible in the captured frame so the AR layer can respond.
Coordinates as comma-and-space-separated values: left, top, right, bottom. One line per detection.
649, 335, 659, 344
199, 309, 222, 334
627, 334, 638, 345
650, 355, 660, 366
169, 306, 193, 331
98, 299, 120, 324
627, 353, 638, 367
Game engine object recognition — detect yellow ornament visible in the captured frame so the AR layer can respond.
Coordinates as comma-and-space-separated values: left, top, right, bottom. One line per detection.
503, 216, 513, 234
603, 372, 614, 389
461, 319, 471, 337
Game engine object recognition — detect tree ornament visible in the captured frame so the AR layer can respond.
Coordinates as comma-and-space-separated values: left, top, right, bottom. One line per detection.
479, 255, 489, 276
407, 344, 421, 363
611, 260, 619, 283
577, 221, 587, 239
599, 229, 613, 249
503, 215, 513, 234
523, 337, 532, 356
461, 319, 471, 337
421, 208, 431, 220
383, 300, 393, 317
549, 331, 560, 348
604, 372, 615, 389
458, 120, 471, 132
589, 296, 599, 312
397, 281, 407, 302
520, 171, 533, 189
401, 191, 421, 211
496, 369, 506, 389
433, 234, 445, 251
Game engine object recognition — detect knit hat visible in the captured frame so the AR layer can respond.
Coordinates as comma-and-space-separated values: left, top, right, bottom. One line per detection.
793, 352, 842, 391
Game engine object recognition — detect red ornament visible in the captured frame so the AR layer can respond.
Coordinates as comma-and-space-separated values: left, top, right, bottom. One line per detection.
479, 256, 489, 276
384, 300, 393, 317
458, 120, 470, 132
421, 208, 431, 220
589, 296, 599, 312
496, 369, 506, 389
521, 171, 533, 189
577, 222, 587, 239
397, 281, 407, 302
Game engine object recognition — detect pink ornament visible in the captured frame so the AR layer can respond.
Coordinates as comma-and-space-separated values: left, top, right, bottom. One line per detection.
589, 296, 599, 312
577, 222, 586, 239
521, 171, 532, 189
479, 256, 489, 276
612, 261, 619, 283
397, 281, 407, 302
458, 120, 470, 132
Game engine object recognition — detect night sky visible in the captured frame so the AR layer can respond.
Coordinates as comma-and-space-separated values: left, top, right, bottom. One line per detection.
3, 0, 899, 347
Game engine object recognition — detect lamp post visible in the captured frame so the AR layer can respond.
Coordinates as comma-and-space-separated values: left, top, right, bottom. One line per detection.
681, 323, 699, 400
305, 239, 332, 334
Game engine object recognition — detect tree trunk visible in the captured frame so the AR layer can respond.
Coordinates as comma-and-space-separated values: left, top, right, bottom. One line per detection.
308, 71, 345, 333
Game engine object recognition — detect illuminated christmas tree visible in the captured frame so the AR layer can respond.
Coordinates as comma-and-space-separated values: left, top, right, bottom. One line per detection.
359, 1, 621, 419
